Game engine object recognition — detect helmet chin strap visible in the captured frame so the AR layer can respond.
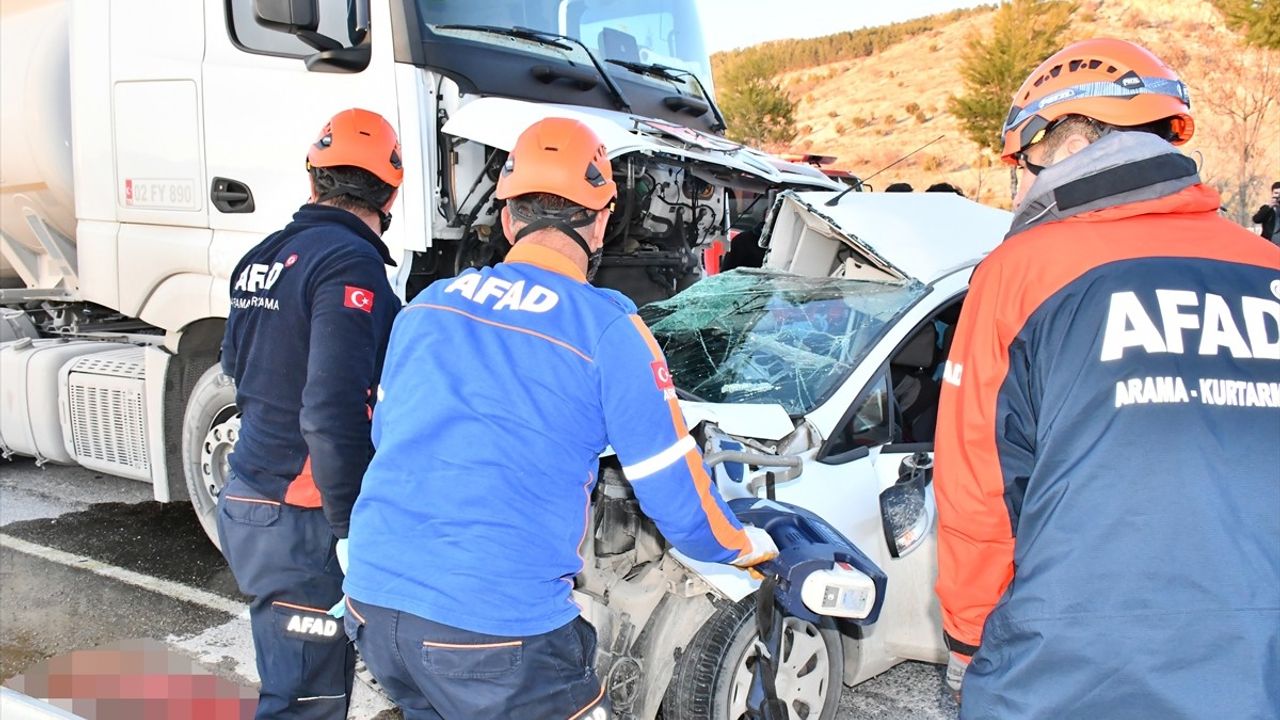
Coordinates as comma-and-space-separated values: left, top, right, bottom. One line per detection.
511, 207, 603, 281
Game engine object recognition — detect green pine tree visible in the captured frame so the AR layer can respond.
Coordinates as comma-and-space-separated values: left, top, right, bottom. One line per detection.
718, 55, 798, 147
947, 0, 1076, 155
1214, 0, 1280, 49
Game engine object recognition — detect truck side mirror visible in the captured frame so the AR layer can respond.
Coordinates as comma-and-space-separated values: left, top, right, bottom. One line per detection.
253, 0, 320, 34
253, 0, 342, 53
253, 0, 371, 72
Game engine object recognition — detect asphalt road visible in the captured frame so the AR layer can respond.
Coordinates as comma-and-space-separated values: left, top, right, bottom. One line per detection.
0, 457, 956, 719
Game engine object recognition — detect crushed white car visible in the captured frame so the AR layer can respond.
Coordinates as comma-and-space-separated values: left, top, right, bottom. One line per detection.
576, 190, 1011, 720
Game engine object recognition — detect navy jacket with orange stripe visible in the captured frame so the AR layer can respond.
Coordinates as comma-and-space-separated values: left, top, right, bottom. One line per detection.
222, 204, 400, 538
344, 242, 749, 636
935, 133, 1280, 719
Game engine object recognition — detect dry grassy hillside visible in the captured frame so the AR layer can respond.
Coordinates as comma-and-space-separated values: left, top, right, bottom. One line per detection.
762, 0, 1279, 214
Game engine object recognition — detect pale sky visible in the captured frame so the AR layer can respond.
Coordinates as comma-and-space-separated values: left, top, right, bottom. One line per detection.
697, 0, 993, 54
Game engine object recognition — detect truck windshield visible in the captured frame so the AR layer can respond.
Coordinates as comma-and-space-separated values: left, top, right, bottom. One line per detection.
416, 0, 714, 92
639, 270, 927, 416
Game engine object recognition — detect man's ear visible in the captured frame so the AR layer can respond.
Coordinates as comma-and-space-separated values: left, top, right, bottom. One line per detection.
1055, 132, 1094, 163
309, 180, 320, 204
501, 205, 517, 246
590, 207, 612, 250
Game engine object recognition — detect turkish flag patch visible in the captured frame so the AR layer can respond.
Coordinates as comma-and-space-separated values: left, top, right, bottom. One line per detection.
344, 285, 374, 313
650, 360, 675, 391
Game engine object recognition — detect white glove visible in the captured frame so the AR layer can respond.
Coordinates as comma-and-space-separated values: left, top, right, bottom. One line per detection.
335, 538, 349, 575
329, 538, 350, 619
946, 651, 970, 696
730, 525, 779, 568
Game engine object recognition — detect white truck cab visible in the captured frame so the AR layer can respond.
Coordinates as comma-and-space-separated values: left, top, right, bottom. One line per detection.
0, 0, 838, 543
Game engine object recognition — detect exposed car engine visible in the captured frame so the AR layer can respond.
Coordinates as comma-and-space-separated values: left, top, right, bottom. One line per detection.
413, 137, 784, 306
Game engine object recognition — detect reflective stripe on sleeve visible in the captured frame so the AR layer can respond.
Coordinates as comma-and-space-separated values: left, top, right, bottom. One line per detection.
622, 435, 697, 480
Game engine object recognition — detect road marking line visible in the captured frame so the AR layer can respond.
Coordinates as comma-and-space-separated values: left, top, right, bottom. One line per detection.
0, 532, 246, 617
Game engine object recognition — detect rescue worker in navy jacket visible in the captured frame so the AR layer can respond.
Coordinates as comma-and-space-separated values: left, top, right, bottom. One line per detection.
218, 108, 403, 719
341, 118, 779, 719
935, 39, 1280, 719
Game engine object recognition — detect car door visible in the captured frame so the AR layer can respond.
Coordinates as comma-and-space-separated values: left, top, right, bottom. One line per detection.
792, 282, 971, 680
794, 370, 947, 684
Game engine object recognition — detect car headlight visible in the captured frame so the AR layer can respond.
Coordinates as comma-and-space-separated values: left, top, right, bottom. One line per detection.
879, 452, 935, 558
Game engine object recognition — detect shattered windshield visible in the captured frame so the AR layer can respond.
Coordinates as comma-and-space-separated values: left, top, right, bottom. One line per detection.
640, 269, 926, 416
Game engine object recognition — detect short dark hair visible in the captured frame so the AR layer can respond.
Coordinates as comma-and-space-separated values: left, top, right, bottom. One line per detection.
309, 165, 395, 215
506, 192, 596, 224
925, 182, 964, 196
885, 182, 914, 192
1038, 116, 1104, 157
1272, 181, 1280, 191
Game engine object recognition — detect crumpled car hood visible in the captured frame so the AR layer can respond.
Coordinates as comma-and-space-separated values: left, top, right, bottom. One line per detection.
765, 190, 1011, 283
681, 401, 794, 442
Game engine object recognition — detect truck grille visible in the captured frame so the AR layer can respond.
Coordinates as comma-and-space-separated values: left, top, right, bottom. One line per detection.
68, 383, 149, 472
64, 348, 151, 478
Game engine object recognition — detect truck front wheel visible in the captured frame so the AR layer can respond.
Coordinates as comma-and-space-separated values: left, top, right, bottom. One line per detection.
181, 364, 239, 551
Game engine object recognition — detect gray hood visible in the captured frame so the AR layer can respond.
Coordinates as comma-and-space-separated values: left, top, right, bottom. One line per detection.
1009, 131, 1200, 237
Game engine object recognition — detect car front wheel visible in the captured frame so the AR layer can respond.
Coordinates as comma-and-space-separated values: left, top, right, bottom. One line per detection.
664, 595, 843, 720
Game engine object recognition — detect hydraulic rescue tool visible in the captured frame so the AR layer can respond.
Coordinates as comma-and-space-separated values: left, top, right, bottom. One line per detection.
729, 499, 888, 720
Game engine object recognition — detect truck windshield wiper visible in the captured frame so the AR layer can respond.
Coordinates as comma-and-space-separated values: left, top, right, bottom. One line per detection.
606, 59, 727, 133
433, 24, 632, 113
606, 59, 684, 81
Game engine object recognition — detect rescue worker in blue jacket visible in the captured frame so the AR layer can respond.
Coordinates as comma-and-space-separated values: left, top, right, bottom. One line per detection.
341, 117, 778, 719
218, 108, 403, 719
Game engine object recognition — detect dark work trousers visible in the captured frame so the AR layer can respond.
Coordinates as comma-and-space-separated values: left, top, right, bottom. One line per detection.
217, 473, 354, 719
344, 597, 610, 720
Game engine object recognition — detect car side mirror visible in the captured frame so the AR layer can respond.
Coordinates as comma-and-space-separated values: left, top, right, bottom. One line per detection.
896, 451, 933, 486
879, 452, 935, 558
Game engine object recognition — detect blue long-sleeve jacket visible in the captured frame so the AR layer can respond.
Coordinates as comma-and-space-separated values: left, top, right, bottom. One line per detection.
345, 242, 749, 636
221, 204, 400, 538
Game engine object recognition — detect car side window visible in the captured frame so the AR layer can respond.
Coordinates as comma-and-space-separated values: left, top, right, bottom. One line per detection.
226, 0, 356, 58
825, 372, 893, 459
820, 295, 967, 463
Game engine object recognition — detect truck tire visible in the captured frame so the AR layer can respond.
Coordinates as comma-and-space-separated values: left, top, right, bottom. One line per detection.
663, 595, 843, 720
181, 364, 239, 551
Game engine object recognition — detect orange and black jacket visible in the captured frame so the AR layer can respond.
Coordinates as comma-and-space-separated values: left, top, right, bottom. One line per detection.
221, 204, 400, 538
935, 132, 1280, 718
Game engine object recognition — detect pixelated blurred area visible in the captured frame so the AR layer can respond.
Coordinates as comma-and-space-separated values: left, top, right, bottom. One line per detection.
3, 639, 256, 719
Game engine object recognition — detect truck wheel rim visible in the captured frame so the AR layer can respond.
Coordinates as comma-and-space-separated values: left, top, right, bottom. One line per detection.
199, 407, 240, 503
727, 617, 830, 720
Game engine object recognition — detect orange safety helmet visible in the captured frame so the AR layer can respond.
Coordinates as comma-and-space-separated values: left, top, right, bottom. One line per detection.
306, 108, 404, 188
496, 118, 616, 210
1000, 38, 1194, 165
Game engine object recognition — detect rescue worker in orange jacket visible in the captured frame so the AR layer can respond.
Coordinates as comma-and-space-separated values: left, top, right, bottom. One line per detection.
934, 39, 1280, 719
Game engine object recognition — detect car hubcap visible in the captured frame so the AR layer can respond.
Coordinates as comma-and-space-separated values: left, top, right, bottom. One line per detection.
727, 617, 830, 720
200, 407, 240, 503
